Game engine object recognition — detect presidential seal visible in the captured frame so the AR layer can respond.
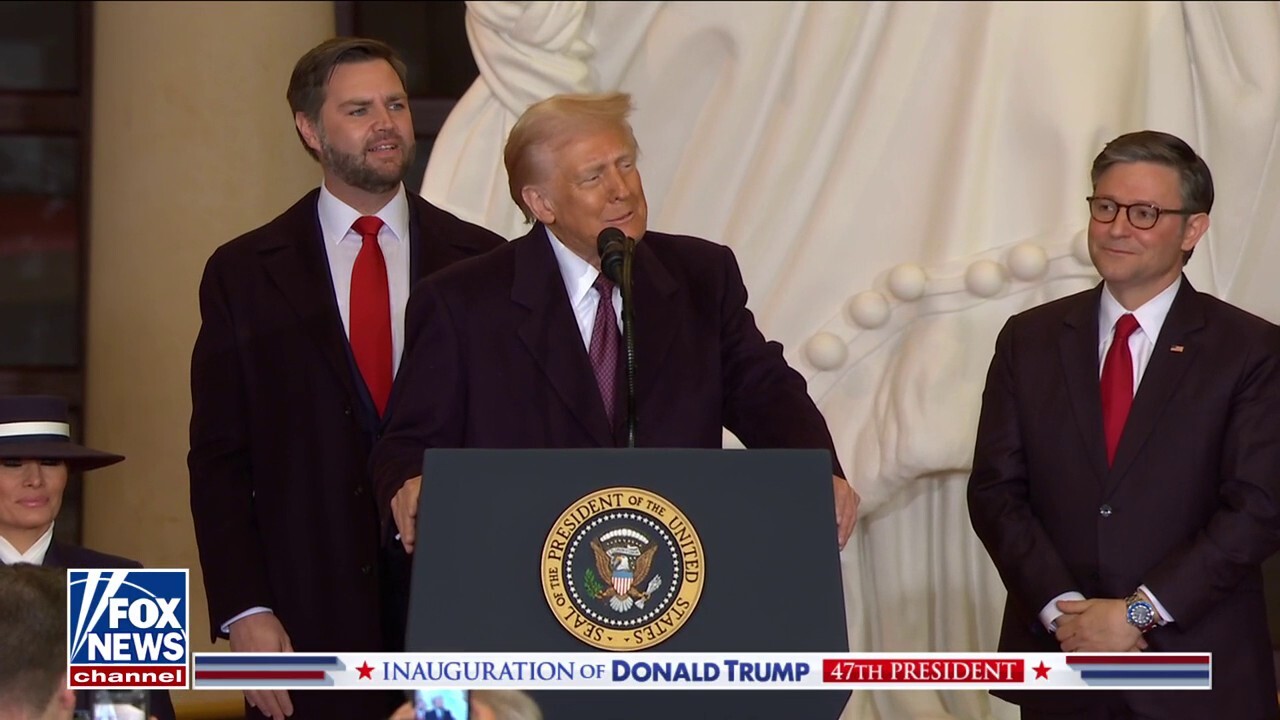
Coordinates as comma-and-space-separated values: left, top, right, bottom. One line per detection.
541, 487, 704, 651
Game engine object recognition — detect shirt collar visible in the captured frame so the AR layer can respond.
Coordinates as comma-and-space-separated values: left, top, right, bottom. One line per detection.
545, 225, 604, 306
0, 523, 54, 565
317, 183, 410, 246
1099, 275, 1182, 343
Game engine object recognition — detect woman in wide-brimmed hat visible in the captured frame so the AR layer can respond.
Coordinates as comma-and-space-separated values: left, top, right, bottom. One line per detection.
0, 395, 175, 720
0, 395, 126, 565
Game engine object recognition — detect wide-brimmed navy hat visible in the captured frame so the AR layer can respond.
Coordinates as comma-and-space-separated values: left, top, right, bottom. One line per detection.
0, 396, 124, 470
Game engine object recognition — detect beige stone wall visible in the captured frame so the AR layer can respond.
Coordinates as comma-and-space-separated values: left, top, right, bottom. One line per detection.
84, 1, 333, 714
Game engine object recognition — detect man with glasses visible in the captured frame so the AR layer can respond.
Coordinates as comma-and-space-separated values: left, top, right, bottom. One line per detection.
968, 130, 1280, 720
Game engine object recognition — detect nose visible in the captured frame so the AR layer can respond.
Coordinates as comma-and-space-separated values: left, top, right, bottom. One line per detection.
1108, 209, 1133, 237
369, 105, 394, 130
18, 460, 43, 487
604, 168, 631, 201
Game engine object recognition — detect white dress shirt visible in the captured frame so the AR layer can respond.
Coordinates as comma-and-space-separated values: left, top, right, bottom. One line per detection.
546, 226, 622, 348
1039, 276, 1182, 632
317, 183, 412, 377
0, 523, 53, 565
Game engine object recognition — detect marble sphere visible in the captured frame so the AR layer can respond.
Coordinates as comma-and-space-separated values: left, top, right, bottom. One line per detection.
1007, 243, 1048, 281
965, 259, 1008, 298
887, 263, 927, 301
805, 332, 848, 370
846, 290, 890, 329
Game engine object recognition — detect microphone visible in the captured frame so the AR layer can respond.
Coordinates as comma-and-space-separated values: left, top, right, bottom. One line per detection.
594, 226, 638, 447
597, 227, 628, 285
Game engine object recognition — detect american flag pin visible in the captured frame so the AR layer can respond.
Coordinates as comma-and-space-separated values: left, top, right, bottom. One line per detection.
1170, 345, 1185, 353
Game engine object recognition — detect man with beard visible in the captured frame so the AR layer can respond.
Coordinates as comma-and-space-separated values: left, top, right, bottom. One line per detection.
188, 37, 503, 720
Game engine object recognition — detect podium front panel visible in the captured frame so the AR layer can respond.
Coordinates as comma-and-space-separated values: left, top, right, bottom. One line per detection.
406, 448, 850, 719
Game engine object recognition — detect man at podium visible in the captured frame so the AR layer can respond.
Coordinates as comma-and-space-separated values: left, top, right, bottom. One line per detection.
370, 92, 858, 555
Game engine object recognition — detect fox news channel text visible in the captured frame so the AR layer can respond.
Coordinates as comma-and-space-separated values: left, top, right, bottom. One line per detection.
67, 569, 190, 689
189, 652, 1210, 691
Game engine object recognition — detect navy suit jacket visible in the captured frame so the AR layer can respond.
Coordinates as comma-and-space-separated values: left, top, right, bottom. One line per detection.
188, 189, 503, 720
38, 542, 176, 720
372, 224, 842, 524
968, 278, 1280, 717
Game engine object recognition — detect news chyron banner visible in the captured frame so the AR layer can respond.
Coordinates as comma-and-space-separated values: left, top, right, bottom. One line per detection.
68, 569, 189, 690
190, 652, 1211, 691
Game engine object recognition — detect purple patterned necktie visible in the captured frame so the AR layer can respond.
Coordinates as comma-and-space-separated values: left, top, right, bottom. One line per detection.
588, 274, 619, 423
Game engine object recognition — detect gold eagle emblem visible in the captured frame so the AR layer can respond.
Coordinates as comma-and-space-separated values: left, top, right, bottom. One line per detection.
591, 533, 662, 612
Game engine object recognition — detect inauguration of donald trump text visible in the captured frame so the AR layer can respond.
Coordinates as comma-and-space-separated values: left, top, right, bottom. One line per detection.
175, 652, 1210, 691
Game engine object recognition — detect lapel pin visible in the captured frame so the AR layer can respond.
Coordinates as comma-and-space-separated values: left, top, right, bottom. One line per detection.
1170, 345, 1185, 353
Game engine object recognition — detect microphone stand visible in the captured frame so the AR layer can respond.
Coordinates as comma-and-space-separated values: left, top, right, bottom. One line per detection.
620, 236, 637, 448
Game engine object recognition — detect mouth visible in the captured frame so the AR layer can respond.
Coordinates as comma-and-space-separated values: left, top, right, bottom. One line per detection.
366, 140, 401, 155
1095, 243, 1135, 256
17, 497, 49, 509
606, 212, 634, 225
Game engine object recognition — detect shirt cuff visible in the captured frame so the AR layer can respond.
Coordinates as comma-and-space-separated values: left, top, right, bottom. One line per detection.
1040, 591, 1086, 632
221, 606, 273, 635
1138, 584, 1174, 624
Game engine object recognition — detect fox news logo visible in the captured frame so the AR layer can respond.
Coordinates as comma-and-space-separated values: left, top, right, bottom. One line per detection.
68, 569, 189, 689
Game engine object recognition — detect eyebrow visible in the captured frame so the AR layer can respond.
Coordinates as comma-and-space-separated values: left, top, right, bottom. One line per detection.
577, 152, 635, 176
337, 94, 408, 109
1096, 195, 1164, 207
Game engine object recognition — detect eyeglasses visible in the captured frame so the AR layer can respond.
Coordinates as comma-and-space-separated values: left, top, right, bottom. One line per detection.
1086, 196, 1199, 231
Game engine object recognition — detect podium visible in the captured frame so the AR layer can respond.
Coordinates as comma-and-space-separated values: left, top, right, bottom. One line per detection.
406, 448, 850, 719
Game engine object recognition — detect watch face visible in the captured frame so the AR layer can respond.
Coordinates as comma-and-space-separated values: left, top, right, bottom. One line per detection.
1128, 601, 1155, 628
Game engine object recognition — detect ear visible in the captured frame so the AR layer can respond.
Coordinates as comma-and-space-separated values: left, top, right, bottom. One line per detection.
1181, 212, 1209, 253
295, 112, 323, 156
521, 185, 556, 226
51, 684, 76, 716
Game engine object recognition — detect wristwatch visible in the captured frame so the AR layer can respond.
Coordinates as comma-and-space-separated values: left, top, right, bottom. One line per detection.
1125, 592, 1159, 634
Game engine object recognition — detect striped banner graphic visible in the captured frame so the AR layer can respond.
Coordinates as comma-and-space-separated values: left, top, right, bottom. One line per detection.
187, 652, 1213, 690
1066, 655, 1211, 688
193, 655, 345, 687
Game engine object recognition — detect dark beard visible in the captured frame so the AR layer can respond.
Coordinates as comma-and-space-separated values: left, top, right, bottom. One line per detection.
319, 132, 416, 194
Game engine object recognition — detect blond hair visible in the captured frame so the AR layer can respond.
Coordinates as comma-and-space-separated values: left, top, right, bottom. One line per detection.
472, 689, 542, 720
503, 92, 639, 222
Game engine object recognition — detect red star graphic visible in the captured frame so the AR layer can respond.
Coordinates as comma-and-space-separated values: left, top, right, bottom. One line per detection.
356, 661, 375, 680
1033, 661, 1050, 680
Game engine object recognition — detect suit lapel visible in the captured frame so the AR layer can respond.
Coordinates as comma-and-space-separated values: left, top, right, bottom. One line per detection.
41, 541, 64, 567
629, 238, 680, 431
1058, 286, 1109, 483
259, 191, 361, 404
407, 196, 442, 282
512, 227, 615, 446
1107, 278, 1203, 487
407, 195, 505, 281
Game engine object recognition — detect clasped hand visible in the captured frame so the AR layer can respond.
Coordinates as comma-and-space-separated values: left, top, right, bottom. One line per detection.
1054, 598, 1147, 652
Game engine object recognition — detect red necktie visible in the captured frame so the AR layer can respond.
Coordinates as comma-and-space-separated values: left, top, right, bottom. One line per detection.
350, 216, 392, 416
1100, 313, 1140, 465
588, 275, 619, 423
